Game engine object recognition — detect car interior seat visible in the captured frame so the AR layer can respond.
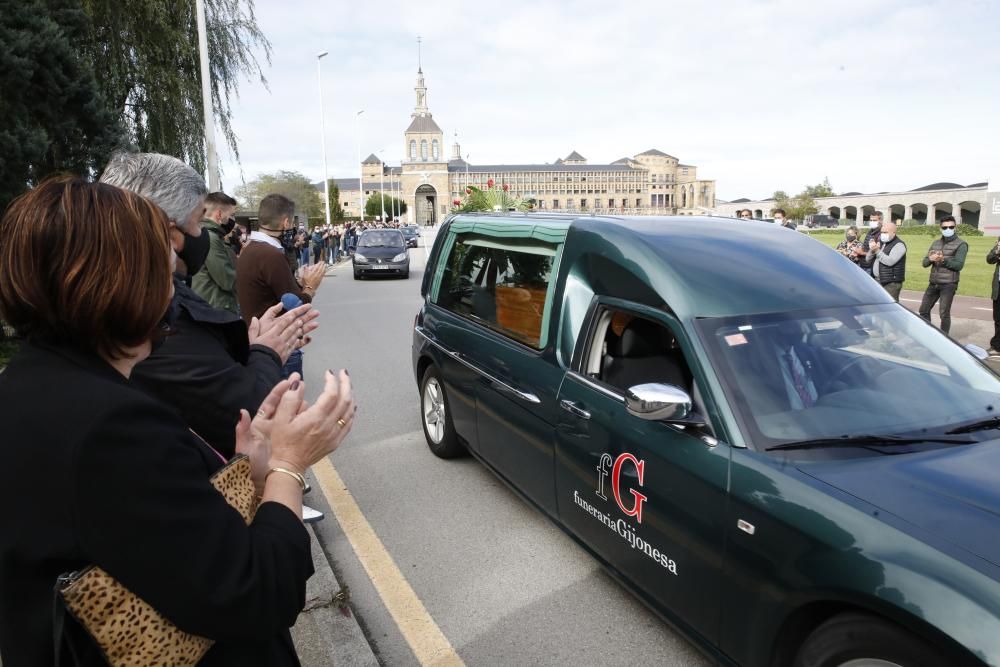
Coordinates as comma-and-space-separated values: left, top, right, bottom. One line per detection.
602, 318, 691, 393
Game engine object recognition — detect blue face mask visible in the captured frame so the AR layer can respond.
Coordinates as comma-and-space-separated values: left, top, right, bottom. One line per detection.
942, 228, 955, 238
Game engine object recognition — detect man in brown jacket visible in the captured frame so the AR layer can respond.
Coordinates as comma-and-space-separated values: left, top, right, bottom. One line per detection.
237, 194, 326, 378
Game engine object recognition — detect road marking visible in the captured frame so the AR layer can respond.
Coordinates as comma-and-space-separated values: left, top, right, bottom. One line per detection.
974, 307, 993, 312
900, 298, 921, 303
313, 457, 466, 667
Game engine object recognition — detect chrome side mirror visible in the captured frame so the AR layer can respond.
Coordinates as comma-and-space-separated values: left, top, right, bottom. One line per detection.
965, 343, 989, 361
625, 383, 692, 422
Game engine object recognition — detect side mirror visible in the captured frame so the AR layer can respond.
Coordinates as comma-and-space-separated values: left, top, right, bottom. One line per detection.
965, 343, 989, 361
625, 383, 692, 422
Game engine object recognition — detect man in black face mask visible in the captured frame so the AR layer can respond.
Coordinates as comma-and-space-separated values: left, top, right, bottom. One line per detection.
192, 192, 240, 315
100, 153, 321, 459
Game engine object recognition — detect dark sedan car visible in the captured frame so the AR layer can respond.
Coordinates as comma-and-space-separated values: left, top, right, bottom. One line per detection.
353, 229, 409, 279
400, 225, 420, 248
413, 213, 1000, 667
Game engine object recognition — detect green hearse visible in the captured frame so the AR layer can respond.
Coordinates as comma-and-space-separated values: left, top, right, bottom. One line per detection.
412, 213, 1000, 667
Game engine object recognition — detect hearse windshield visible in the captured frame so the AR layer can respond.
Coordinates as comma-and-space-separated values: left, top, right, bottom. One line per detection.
697, 304, 1000, 454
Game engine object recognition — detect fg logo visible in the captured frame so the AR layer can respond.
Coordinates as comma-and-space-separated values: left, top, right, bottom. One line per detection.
596, 452, 647, 524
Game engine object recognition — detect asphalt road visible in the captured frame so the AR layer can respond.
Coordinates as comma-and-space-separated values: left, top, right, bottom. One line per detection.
300, 231, 709, 666
899, 289, 995, 322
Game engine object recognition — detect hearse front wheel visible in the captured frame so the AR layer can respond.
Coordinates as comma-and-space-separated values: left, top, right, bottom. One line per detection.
794, 612, 952, 667
420, 365, 464, 458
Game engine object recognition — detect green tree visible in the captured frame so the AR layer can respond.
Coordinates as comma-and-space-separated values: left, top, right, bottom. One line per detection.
0, 0, 121, 211
325, 181, 345, 222
80, 0, 271, 175
235, 170, 321, 218
804, 177, 834, 198
365, 193, 407, 219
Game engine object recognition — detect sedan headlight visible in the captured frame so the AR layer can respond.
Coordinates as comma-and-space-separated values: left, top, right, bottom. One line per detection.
392, 252, 408, 263
353, 253, 368, 263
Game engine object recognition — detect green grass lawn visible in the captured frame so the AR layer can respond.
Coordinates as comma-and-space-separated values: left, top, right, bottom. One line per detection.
808, 234, 997, 298
0, 339, 18, 369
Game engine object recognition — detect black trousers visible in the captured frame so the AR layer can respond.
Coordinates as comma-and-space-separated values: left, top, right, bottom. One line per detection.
919, 282, 958, 334
992, 297, 1000, 350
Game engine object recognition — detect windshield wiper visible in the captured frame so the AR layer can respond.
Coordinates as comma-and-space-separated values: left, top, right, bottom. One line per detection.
945, 415, 1000, 435
766, 433, 974, 452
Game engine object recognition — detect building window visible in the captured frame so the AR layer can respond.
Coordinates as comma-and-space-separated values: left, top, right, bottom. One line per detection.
432, 139, 440, 161
553, 199, 560, 209
421, 140, 428, 161
409, 140, 416, 160
608, 198, 615, 208
580, 198, 588, 209
636, 198, 642, 208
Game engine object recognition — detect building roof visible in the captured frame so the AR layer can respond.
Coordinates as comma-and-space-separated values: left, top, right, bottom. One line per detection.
446, 162, 638, 174
636, 148, 677, 159
611, 157, 633, 165
564, 150, 586, 162
362, 154, 381, 165
405, 114, 442, 134
909, 182, 965, 192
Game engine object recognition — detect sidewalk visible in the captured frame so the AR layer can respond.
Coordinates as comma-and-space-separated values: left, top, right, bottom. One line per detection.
292, 522, 379, 666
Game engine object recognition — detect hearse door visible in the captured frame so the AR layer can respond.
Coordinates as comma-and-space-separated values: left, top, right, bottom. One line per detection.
554, 302, 729, 645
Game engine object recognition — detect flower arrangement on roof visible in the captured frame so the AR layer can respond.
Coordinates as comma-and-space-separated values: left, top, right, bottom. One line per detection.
451, 180, 530, 213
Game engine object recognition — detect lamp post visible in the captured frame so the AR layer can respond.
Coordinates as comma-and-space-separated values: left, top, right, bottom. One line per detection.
355, 110, 365, 223
377, 149, 387, 223
316, 51, 331, 228
195, 0, 219, 190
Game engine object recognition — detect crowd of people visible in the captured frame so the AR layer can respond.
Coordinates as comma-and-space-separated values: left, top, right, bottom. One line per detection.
0, 153, 356, 665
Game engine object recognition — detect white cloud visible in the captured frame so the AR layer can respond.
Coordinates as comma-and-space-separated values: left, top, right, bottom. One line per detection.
217, 0, 999, 200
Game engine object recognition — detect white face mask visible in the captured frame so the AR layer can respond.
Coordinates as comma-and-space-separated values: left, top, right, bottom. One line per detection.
869, 220, 880, 229
774, 217, 783, 224
879, 233, 891, 243
942, 228, 956, 238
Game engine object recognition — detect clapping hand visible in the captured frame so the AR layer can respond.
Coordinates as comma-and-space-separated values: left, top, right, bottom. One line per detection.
248, 303, 321, 363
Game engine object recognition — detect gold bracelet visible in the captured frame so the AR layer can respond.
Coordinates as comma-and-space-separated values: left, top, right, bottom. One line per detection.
266, 467, 307, 492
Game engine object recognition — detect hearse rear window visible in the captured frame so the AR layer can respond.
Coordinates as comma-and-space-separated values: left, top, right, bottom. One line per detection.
434, 234, 557, 349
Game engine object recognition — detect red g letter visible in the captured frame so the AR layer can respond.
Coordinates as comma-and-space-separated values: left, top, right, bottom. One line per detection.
611, 453, 647, 524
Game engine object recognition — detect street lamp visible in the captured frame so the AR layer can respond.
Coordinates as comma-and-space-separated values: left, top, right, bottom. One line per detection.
316, 51, 331, 228
377, 148, 387, 222
195, 0, 219, 189
355, 110, 365, 222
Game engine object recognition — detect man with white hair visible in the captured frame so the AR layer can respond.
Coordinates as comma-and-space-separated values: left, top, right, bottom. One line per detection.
99, 153, 320, 463
865, 219, 907, 302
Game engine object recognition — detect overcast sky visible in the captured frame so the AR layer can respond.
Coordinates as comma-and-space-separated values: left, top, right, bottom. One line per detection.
215, 0, 998, 201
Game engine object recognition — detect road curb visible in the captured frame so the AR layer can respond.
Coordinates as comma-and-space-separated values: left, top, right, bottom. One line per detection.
292, 522, 380, 666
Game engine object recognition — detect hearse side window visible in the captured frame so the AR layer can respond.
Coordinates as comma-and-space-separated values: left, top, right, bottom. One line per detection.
434, 235, 556, 349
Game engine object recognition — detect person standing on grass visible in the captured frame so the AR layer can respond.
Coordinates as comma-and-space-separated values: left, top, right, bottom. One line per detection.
987, 237, 1000, 354
866, 220, 906, 302
918, 216, 967, 335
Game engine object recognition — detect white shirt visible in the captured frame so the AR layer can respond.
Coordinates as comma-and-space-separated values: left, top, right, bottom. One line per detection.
249, 230, 283, 251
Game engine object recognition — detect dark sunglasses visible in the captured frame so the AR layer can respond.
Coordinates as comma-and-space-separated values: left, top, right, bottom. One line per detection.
941, 225, 956, 229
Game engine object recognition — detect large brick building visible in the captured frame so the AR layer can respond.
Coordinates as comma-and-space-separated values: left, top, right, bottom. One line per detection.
324, 67, 716, 225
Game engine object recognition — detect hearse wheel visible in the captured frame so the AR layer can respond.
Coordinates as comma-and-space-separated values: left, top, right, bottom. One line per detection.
420, 365, 464, 458
795, 612, 953, 667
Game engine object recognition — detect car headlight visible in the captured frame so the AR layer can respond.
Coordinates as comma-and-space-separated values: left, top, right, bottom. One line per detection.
354, 253, 367, 263
392, 252, 407, 263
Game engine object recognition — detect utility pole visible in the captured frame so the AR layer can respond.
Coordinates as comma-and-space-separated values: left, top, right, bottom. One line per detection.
316, 51, 331, 228
195, 0, 219, 190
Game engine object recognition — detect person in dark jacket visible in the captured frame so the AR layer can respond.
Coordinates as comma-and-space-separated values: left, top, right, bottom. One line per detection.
854, 211, 883, 275
918, 215, 967, 334
100, 152, 320, 457
0, 178, 356, 666
865, 219, 906, 302
987, 238, 1000, 354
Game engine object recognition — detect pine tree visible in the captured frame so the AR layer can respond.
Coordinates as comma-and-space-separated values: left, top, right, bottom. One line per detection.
0, 0, 121, 212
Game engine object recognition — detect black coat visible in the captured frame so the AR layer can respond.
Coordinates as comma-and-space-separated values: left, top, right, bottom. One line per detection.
131, 278, 282, 457
0, 342, 312, 666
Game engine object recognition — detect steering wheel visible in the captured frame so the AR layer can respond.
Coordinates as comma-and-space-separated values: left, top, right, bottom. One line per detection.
822, 356, 868, 394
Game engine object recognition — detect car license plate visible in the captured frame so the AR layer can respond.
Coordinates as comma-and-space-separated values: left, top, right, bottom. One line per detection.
371, 265, 391, 270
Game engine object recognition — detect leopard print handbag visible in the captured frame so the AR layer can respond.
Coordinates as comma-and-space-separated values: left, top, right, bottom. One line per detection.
56, 455, 260, 666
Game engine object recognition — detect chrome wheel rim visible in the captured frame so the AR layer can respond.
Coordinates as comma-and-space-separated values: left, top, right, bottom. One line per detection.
423, 377, 446, 444
838, 660, 903, 667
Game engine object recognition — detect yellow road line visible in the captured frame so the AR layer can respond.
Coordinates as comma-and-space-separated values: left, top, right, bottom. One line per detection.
312, 457, 466, 667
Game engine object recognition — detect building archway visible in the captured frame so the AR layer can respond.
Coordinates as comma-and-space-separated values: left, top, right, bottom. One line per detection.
827, 206, 841, 219
415, 184, 437, 227
844, 205, 858, 222
889, 204, 905, 222
860, 205, 875, 224
754, 209, 763, 219
959, 200, 981, 227
931, 202, 952, 225
910, 203, 929, 224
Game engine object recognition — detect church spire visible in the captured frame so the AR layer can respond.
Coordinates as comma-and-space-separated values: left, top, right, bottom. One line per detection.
413, 39, 429, 116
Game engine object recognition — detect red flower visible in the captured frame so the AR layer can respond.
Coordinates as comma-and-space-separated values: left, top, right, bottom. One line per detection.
453, 199, 461, 206
487, 178, 494, 188
465, 187, 472, 195
502, 183, 509, 191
